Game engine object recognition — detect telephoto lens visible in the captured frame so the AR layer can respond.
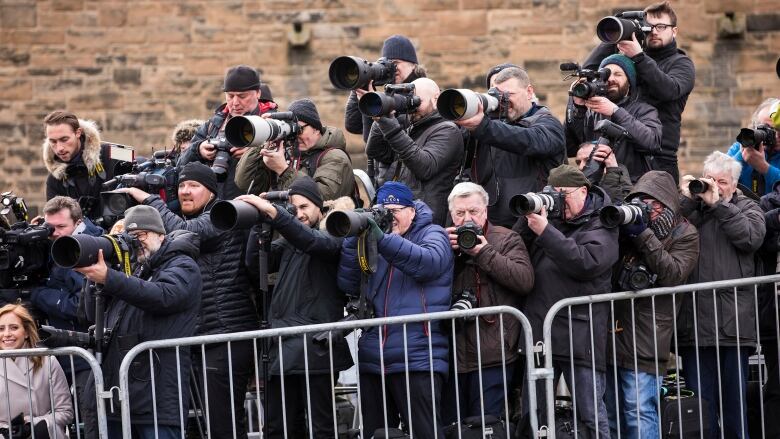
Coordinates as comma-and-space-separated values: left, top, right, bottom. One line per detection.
210, 200, 263, 231
51, 234, 124, 268
509, 192, 554, 216
599, 200, 650, 228
688, 179, 710, 195
437, 89, 499, 121
596, 16, 642, 43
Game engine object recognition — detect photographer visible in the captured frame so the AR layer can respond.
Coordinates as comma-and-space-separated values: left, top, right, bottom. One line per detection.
574, 143, 633, 203
678, 151, 765, 439
344, 34, 426, 141
43, 110, 119, 220
115, 162, 257, 438
513, 165, 618, 438
170, 119, 203, 154
337, 182, 453, 439
726, 98, 780, 195
584, 1, 695, 182
605, 171, 699, 439
442, 182, 533, 423
77, 206, 201, 438
235, 176, 352, 438
178, 65, 278, 200
366, 77, 464, 226
456, 67, 566, 228
235, 98, 355, 202
30, 196, 102, 438
566, 54, 662, 183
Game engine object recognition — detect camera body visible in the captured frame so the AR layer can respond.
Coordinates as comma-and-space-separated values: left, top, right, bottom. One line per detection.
455, 221, 484, 250
737, 124, 777, 150
325, 206, 395, 238
596, 11, 651, 45
451, 289, 478, 311
329, 56, 397, 90
599, 198, 652, 229
562, 63, 611, 100
0, 222, 53, 288
0, 192, 29, 224
618, 261, 657, 291
509, 186, 566, 219
581, 120, 628, 185
358, 83, 422, 118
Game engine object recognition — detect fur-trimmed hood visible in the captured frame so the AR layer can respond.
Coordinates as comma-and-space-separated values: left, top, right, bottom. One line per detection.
43, 119, 103, 180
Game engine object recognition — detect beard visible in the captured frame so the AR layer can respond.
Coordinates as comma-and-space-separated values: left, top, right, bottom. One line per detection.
606, 81, 629, 102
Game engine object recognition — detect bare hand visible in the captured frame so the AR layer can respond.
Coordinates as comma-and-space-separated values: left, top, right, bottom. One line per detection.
115, 187, 151, 203
446, 226, 460, 251
454, 100, 485, 131
461, 234, 488, 256
585, 97, 618, 117
199, 141, 217, 161
741, 143, 769, 174
526, 206, 549, 236
355, 81, 374, 98
617, 33, 643, 58
679, 174, 696, 199
230, 146, 248, 159
260, 143, 288, 175
74, 249, 109, 284
235, 194, 277, 219
698, 177, 719, 206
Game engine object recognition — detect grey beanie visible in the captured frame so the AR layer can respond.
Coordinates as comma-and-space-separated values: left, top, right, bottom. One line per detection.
124, 205, 166, 235
381, 35, 418, 64
288, 98, 323, 132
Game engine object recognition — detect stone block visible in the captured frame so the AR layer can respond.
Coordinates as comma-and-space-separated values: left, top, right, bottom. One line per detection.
746, 13, 780, 32
0, 1, 36, 28
113, 68, 141, 85
99, 4, 128, 27
0, 79, 32, 100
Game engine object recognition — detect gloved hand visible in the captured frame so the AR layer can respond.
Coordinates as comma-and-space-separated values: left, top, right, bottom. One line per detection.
621, 216, 648, 238
366, 218, 385, 241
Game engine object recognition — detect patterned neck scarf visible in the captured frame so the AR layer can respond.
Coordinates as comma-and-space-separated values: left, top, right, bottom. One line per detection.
649, 207, 676, 240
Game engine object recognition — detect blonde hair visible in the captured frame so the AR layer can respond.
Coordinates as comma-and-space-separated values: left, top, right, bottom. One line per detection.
0, 304, 42, 371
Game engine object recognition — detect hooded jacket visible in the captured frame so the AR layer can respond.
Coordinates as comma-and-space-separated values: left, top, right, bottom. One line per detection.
584, 41, 695, 167
179, 101, 278, 200
144, 195, 257, 335
610, 171, 699, 374
451, 223, 534, 373
43, 119, 118, 219
85, 230, 202, 426
366, 111, 464, 226
677, 190, 766, 348
245, 205, 352, 375
337, 201, 453, 375
234, 126, 355, 202
513, 186, 619, 371
469, 105, 566, 228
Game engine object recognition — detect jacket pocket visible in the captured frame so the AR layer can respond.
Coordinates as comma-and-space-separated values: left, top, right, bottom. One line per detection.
552, 312, 593, 363
718, 289, 757, 342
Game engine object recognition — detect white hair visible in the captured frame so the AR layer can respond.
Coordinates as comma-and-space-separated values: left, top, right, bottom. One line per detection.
447, 182, 489, 210
703, 151, 741, 183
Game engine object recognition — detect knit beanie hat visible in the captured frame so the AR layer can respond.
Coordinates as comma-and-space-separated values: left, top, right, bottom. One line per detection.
548, 164, 591, 189
599, 54, 637, 93
376, 181, 415, 207
288, 99, 323, 132
289, 176, 324, 209
124, 205, 166, 235
223, 65, 261, 92
178, 162, 219, 196
381, 35, 418, 64
486, 63, 520, 88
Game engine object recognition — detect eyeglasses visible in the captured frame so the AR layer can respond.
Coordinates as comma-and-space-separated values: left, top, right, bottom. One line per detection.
129, 231, 149, 241
386, 207, 411, 216
648, 23, 674, 32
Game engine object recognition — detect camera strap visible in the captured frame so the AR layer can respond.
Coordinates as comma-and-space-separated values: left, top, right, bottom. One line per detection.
104, 235, 132, 276
356, 231, 378, 275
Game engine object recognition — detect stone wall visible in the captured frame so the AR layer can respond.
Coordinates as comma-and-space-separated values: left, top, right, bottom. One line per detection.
1, 0, 779, 211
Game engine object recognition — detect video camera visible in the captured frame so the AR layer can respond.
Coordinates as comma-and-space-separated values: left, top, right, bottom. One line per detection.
100, 150, 179, 226
599, 198, 652, 228
210, 191, 297, 231
358, 83, 421, 118
561, 62, 611, 100
0, 192, 30, 225
50, 232, 139, 269
325, 206, 394, 238
596, 11, 651, 45
581, 120, 628, 185
0, 221, 53, 289
328, 56, 396, 90
737, 124, 777, 150
224, 112, 300, 149
437, 88, 510, 121
509, 186, 566, 219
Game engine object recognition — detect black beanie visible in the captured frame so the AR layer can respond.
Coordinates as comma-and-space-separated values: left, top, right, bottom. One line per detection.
486, 63, 520, 88
223, 65, 261, 92
178, 162, 219, 195
288, 99, 323, 132
288, 175, 323, 208
381, 35, 418, 64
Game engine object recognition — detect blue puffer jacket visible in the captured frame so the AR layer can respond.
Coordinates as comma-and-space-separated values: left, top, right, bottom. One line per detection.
726, 141, 780, 195
337, 201, 453, 375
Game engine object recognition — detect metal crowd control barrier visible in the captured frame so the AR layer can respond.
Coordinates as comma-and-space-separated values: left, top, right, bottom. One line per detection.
0, 346, 108, 439
117, 306, 537, 439
540, 274, 780, 439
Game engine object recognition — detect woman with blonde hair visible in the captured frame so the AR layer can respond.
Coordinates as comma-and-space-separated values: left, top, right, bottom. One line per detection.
0, 304, 73, 438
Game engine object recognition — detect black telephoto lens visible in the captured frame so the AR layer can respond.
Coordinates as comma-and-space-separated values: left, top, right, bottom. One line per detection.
210, 200, 262, 231
688, 179, 710, 195
51, 235, 117, 269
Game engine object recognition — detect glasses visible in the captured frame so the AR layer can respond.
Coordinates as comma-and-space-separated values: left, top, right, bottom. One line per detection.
648, 23, 674, 32
452, 208, 484, 219
386, 207, 411, 216
129, 231, 149, 241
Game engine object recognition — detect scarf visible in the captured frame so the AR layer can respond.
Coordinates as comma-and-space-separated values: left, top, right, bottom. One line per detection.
649, 207, 675, 240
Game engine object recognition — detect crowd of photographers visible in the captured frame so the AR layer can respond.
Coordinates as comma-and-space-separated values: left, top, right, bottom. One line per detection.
2, 1, 780, 438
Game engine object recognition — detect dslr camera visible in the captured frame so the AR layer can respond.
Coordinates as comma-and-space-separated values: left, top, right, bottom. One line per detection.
358, 83, 421, 118
328, 56, 396, 90
455, 221, 483, 251
599, 198, 652, 229
509, 186, 566, 219
210, 191, 297, 231
451, 289, 477, 311
561, 62, 611, 100
437, 87, 510, 121
596, 11, 651, 45
580, 120, 628, 185
737, 124, 777, 150
618, 261, 657, 291
325, 206, 395, 238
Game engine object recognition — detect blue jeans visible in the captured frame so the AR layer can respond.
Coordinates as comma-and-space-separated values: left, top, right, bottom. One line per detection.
107, 421, 181, 439
679, 346, 751, 439
605, 366, 662, 439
